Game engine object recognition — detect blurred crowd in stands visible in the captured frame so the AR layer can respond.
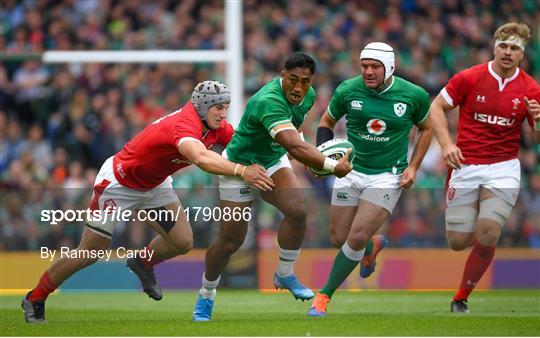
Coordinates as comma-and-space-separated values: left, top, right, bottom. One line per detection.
1, 0, 539, 252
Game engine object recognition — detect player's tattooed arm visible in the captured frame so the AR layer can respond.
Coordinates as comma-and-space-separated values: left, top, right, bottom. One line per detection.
429, 94, 465, 169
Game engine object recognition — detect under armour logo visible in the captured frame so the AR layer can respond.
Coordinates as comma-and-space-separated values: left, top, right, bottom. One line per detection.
476, 95, 486, 103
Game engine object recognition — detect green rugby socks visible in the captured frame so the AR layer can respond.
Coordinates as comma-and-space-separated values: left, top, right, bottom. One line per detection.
320, 242, 365, 298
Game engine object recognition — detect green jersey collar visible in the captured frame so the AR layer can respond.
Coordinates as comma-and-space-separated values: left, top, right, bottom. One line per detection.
361, 76, 394, 95
378, 76, 394, 94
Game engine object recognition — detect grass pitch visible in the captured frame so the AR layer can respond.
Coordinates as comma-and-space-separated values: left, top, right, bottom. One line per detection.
1, 289, 539, 336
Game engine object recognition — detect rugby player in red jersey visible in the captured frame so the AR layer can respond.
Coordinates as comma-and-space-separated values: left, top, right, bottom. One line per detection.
22, 81, 274, 322
430, 22, 540, 313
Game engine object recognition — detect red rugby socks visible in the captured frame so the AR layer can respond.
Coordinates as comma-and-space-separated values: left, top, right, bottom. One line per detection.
141, 245, 163, 269
28, 271, 58, 302
453, 239, 495, 301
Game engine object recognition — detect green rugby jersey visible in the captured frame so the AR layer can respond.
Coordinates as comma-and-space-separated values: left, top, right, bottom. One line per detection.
328, 75, 430, 175
226, 78, 316, 168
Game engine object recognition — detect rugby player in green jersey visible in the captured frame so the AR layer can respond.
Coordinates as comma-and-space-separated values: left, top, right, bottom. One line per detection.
192, 52, 352, 321
308, 42, 433, 316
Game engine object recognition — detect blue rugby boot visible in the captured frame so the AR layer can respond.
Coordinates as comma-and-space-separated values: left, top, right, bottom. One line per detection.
192, 290, 215, 322
273, 273, 315, 301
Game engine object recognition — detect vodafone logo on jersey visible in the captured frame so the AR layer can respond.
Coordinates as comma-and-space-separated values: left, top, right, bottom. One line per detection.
473, 113, 515, 127
366, 119, 386, 135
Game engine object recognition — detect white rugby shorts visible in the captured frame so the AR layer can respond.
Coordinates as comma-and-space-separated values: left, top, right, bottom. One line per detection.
219, 152, 291, 202
331, 170, 402, 212
86, 157, 180, 238
446, 158, 520, 207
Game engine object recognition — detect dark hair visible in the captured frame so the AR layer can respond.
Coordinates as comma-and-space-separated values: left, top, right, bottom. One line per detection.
284, 52, 316, 75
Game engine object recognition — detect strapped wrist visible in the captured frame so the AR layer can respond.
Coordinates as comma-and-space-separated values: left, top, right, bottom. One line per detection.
323, 158, 338, 172
535, 120, 540, 131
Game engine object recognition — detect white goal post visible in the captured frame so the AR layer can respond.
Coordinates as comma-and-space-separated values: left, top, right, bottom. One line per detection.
42, 0, 244, 126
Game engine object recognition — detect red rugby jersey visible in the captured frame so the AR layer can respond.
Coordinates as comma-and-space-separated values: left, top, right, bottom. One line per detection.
113, 101, 234, 190
441, 61, 539, 164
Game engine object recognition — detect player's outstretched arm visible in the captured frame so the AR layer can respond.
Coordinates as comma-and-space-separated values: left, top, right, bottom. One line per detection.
178, 139, 274, 191
400, 116, 433, 189
273, 122, 352, 178
429, 94, 465, 169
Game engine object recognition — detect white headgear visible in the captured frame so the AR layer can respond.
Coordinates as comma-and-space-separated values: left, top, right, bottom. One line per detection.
495, 35, 525, 51
191, 80, 231, 122
360, 42, 395, 82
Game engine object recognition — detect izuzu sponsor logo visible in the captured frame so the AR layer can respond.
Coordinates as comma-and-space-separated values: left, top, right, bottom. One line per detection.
473, 112, 515, 126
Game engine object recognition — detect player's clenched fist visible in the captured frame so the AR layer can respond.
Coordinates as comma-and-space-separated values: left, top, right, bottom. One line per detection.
442, 143, 465, 169
399, 166, 417, 188
524, 96, 540, 121
334, 148, 353, 178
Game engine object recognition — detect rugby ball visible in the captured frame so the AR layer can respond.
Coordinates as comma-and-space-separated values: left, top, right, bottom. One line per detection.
309, 139, 355, 176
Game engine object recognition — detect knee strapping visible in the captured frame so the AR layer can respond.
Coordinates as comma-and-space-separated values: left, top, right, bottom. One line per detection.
478, 197, 513, 227
445, 206, 478, 233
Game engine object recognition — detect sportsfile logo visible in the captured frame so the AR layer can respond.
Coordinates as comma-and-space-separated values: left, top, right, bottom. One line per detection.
41, 206, 180, 225
41, 206, 252, 225
473, 113, 515, 126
